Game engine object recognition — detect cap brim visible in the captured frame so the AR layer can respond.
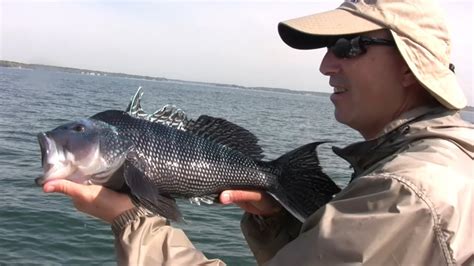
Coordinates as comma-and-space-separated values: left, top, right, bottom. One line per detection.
278, 9, 384, 49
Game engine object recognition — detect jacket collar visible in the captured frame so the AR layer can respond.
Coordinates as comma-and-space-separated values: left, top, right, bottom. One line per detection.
332, 106, 469, 181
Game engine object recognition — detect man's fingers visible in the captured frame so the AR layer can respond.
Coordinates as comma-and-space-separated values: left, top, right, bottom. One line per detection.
220, 190, 282, 216
43, 180, 90, 199
220, 190, 264, 204
41, 179, 134, 223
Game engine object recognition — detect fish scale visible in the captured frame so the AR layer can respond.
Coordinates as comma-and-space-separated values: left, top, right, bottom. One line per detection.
111, 114, 271, 197
36, 91, 341, 222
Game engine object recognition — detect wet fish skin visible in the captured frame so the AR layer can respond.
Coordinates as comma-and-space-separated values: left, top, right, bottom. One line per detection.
95, 111, 271, 195
37, 109, 341, 222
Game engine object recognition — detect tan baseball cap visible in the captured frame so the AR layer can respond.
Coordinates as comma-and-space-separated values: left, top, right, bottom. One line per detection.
278, 0, 467, 110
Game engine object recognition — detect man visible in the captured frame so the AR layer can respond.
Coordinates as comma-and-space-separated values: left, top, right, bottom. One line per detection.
43, 0, 473, 265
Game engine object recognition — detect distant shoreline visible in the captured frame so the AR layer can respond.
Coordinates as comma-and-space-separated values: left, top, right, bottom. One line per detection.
2, 59, 473, 111
0, 60, 330, 98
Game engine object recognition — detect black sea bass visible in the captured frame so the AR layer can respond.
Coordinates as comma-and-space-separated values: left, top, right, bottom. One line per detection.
36, 88, 340, 222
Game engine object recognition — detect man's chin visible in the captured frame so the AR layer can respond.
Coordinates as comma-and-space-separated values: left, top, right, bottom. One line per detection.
333, 110, 353, 127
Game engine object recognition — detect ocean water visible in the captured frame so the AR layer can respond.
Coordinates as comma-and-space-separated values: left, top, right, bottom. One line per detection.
0, 67, 471, 265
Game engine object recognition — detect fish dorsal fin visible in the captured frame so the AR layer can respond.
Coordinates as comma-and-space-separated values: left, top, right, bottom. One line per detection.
91, 110, 127, 123
188, 115, 264, 160
125, 88, 263, 159
126, 87, 146, 118
126, 87, 191, 131
148, 105, 190, 131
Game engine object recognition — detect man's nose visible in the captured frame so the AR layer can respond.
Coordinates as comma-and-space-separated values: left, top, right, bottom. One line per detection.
319, 49, 341, 76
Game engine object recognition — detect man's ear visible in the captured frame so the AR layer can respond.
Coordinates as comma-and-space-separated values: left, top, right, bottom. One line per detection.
401, 64, 418, 87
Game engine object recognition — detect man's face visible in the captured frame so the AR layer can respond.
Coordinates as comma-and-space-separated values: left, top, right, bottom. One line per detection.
320, 30, 410, 140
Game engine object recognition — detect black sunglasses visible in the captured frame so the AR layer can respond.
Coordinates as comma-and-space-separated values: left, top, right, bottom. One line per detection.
327, 36, 396, 59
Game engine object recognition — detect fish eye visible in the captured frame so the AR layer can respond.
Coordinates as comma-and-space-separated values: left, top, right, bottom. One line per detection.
72, 124, 86, 132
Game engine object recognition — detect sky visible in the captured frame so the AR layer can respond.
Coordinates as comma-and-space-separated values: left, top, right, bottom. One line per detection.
1, 0, 473, 106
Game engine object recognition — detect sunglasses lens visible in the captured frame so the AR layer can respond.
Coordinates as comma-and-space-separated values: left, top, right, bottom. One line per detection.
330, 38, 352, 58
328, 35, 395, 59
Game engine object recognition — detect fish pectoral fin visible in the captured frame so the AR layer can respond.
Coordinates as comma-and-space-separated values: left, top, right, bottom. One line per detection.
123, 160, 182, 222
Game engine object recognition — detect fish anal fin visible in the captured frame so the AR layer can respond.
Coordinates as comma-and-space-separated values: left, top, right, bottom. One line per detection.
188, 194, 218, 205
124, 154, 182, 221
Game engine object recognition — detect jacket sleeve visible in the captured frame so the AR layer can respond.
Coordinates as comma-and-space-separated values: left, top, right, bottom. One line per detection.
111, 207, 226, 266
240, 210, 302, 265
242, 173, 448, 265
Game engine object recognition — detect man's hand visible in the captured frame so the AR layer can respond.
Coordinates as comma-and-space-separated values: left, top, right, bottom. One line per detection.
220, 190, 282, 216
43, 180, 134, 224
43, 180, 281, 221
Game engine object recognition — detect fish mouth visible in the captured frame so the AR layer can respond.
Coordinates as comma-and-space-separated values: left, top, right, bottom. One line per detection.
36, 132, 55, 186
38, 133, 53, 171
35, 130, 115, 187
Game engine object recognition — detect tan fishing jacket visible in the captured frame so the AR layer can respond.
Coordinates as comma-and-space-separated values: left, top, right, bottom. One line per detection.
111, 106, 474, 265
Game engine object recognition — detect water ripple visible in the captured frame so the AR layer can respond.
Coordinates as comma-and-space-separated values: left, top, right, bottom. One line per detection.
4, 67, 465, 265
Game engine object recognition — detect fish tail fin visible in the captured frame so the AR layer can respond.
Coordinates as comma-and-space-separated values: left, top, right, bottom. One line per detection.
264, 142, 341, 222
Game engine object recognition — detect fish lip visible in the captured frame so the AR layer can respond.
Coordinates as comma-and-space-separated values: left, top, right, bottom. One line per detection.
35, 176, 45, 186
37, 132, 53, 177
35, 176, 61, 186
